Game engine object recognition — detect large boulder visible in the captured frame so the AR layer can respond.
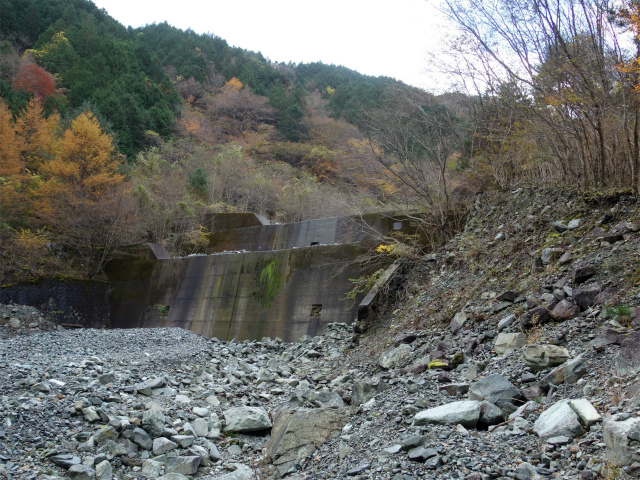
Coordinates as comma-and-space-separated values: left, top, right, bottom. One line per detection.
603, 416, 640, 466
522, 344, 570, 371
494, 332, 526, 356
468, 374, 521, 408
379, 344, 412, 369
615, 331, 640, 376
573, 282, 602, 311
533, 399, 584, 442
413, 400, 482, 429
266, 408, 349, 477
223, 407, 272, 433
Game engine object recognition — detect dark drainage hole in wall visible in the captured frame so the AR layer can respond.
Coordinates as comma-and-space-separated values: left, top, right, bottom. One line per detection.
310, 304, 322, 317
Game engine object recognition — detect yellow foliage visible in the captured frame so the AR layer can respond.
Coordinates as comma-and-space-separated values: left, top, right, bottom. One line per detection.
375, 244, 395, 254
325, 86, 335, 95
224, 77, 243, 91
13, 228, 48, 255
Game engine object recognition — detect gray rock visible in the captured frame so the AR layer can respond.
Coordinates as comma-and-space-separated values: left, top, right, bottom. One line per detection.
351, 376, 387, 406
131, 427, 152, 450
50, 454, 81, 469
413, 400, 482, 429
379, 344, 412, 369
569, 398, 601, 427
192, 417, 211, 437
407, 446, 439, 462
223, 406, 271, 432
534, 399, 584, 441
165, 456, 201, 475
142, 409, 165, 438
439, 383, 469, 396
603, 416, 640, 466
497, 314, 516, 331
573, 282, 602, 311
142, 459, 163, 478
95, 460, 111, 480
211, 465, 253, 480
540, 354, 588, 386
450, 312, 468, 333
615, 331, 640, 376
494, 332, 526, 356
153, 437, 178, 455
266, 408, 349, 477
572, 265, 596, 284
68, 465, 95, 480
468, 374, 521, 407
522, 344, 570, 370
158, 474, 190, 480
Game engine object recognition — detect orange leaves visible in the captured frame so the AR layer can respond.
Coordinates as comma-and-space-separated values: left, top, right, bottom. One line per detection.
39, 112, 123, 212
12, 63, 55, 99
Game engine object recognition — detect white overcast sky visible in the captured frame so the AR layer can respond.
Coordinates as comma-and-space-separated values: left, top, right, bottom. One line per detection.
90, 0, 450, 90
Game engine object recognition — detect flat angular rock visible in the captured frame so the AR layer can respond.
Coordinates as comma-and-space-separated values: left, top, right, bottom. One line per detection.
569, 399, 601, 427
450, 312, 468, 333
379, 344, 412, 369
572, 265, 596, 284
165, 456, 201, 475
93, 426, 118, 444
266, 408, 349, 477
224, 406, 271, 433
153, 437, 178, 455
494, 332, 526, 356
615, 331, 640, 376
540, 354, 587, 386
534, 399, 584, 442
50, 454, 81, 469
497, 314, 516, 331
522, 344, 570, 370
68, 465, 95, 480
413, 400, 482, 429
408, 446, 439, 462
468, 374, 521, 408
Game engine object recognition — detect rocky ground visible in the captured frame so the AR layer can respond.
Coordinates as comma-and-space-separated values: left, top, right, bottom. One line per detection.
3, 186, 640, 479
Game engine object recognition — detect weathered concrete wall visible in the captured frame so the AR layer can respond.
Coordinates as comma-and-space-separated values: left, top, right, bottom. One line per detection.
207, 213, 421, 253
108, 244, 368, 342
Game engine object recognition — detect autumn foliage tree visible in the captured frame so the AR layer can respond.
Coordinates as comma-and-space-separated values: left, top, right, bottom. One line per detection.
12, 62, 55, 99
36, 112, 141, 277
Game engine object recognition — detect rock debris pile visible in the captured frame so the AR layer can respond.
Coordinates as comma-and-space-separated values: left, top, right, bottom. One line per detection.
3, 188, 640, 479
